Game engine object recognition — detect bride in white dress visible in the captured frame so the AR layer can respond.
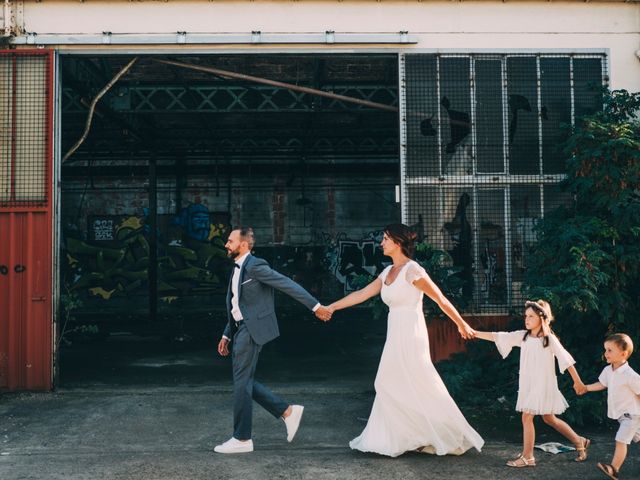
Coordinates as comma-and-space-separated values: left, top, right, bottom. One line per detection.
328, 224, 484, 457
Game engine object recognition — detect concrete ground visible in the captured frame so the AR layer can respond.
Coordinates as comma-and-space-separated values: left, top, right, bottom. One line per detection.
1, 320, 638, 480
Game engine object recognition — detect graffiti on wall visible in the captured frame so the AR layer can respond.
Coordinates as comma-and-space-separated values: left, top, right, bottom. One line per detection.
321, 230, 387, 293
63, 203, 230, 304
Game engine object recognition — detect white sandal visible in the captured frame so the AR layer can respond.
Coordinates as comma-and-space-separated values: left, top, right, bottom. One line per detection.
506, 454, 536, 468
575, 437, 591, 462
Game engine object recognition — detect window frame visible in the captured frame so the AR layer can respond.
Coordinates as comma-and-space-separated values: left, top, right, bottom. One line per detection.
399, 52, 607, 313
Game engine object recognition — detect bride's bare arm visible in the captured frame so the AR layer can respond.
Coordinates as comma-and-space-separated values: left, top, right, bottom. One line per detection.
329, 278, 383, 312
412, 276, 476, 339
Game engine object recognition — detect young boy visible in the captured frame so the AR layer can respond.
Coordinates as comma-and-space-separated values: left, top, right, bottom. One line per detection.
580, 333, 640, 479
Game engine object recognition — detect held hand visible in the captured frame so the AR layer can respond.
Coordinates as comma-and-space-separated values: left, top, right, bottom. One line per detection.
315, 305, 333, 322
574, 382, 588, 396
218, 337, 230, 356
457, 323, 476, 340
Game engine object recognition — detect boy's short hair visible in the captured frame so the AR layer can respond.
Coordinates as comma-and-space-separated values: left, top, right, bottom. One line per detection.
605, 333, 634, 357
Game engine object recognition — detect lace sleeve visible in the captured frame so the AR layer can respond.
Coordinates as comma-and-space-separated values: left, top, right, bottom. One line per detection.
405, 261, 428, 284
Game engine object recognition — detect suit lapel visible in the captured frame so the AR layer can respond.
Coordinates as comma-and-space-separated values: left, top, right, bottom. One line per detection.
237, 254, 252, 300
226, 269, 233, 313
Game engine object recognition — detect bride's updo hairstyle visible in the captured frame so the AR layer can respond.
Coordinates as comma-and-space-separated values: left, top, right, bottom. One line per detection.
384, 223, 418, 258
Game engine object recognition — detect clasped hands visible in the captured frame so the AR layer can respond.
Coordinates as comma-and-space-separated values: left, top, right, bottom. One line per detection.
314, 305, 335, 322
458, 323, 477, 340
573, 381, 588, 396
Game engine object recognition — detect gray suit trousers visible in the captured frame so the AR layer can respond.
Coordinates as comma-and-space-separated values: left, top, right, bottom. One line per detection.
232, 322, 288, 440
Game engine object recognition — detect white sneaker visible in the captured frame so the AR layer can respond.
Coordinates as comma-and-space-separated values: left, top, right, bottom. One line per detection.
213, 437, 254, 454
283, 405, 304, 442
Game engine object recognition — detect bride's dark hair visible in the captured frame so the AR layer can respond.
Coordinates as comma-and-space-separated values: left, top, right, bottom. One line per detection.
384, 223, 418, 258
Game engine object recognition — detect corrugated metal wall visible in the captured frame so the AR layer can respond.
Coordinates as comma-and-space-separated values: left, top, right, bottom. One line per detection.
0, 50, 54, 390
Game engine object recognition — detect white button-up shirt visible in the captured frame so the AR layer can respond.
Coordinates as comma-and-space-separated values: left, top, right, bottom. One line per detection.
598, 363, 640, 419
230, 252, 250, 321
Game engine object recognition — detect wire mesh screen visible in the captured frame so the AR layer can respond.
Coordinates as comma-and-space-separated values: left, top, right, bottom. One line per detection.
0, 52, 51, 207
401, 53, 607, 312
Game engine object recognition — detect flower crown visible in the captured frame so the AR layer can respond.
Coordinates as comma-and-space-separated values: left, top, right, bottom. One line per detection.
524, 300, 548, 321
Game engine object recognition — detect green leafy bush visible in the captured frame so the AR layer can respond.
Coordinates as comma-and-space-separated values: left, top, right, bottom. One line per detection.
438, 89, 639, 426
522, 89, 640, 424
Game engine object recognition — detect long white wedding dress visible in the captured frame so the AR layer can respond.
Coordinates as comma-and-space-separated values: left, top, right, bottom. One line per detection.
349, 260, 484, 457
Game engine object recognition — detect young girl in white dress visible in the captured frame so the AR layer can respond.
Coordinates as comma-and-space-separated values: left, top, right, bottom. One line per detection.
474, 300, 590, 467
327, 223, 484, 457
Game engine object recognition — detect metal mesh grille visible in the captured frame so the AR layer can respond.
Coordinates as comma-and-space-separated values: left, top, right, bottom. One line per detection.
401, 53, 607, 313
0, 52, 51, 207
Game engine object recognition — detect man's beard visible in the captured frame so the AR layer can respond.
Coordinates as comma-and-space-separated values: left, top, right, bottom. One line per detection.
227, 247, 240, 259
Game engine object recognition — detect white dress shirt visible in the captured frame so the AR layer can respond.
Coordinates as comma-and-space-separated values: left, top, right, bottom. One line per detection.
598, 363, 640, 419
230, 252, 250, 321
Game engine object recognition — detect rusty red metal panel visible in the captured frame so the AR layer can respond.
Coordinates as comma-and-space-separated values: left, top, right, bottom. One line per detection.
0, 219, 54, 391
0, 213, 17, 389
0, 49, 54, 390
428, 315, 511, 363
25, 212, 53, 389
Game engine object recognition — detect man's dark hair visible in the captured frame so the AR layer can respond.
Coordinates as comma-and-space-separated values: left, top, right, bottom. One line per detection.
237, 226, 255, 248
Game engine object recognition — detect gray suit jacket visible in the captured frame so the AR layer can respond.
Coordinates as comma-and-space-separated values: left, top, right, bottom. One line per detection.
223, 255, 319, 346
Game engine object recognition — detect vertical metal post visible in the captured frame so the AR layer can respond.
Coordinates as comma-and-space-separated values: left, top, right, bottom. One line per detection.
536, 56, 545, 223
536, 56, 543, 176
504, 186, 512, 305
52, 50, 62, 388
148, 151, 158, 322
436, 56, 443, 177
398, 53, 408, 225
10, 55, 17, 202
502, 58, 513, 306
436, 56, 444, 249
469, 56, 477, 177
569, 56, 575, 127
501, 57, 509, 175
469, 56, 481, 309
175, 155, 184, 215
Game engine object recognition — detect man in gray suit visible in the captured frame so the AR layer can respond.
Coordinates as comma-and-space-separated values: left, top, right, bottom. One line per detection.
214, 227, 332, 454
